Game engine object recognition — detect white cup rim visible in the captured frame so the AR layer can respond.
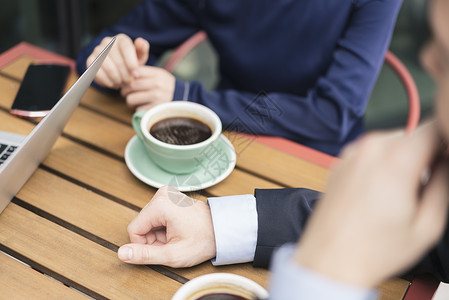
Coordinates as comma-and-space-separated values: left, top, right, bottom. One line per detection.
140, 102, 222, 150
171, 273, 269, 300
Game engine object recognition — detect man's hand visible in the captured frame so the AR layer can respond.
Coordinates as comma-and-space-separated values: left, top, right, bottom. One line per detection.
120, 65, 176, 110
86, 34, 149, 89
295, 122, 449, 288
117, 186, 216, 268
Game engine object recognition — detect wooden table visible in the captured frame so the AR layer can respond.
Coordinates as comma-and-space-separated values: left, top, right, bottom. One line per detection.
0, 43, 411, 299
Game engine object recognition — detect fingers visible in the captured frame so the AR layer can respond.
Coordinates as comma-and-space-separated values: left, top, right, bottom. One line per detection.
127, 186, 180, 244
103, 34, 136, 86
87, 37, 119, 88
125, 91, 155, 108
98, 56, 125, 88
339, 129, 403, 162
401, 122, 444, 188
87, 34, 150, 89
111, 35, 149, 84
109, 48, 132, 84
143, 227, 167, 245
420, 40, 444, 81
86, 36, 114, 68
117, 243, 180, 266
414, 160, 449, 249
120, 66, 175, 108
120, 75, 158, 97
94, 68, 119, 89
129, 65, 160, 81
127, 192, 169, 244
118, 242, 204, 267
135, 37, 150, 65
118, 37, 139, 71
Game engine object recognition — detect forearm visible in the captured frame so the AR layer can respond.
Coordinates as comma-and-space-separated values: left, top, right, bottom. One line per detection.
177, 80, 362, 153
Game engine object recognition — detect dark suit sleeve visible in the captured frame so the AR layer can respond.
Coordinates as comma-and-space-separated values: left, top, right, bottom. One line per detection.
253, 188, 320, 269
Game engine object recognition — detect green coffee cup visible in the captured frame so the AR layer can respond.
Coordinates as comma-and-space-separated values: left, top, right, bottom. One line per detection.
132, 102, 222, 174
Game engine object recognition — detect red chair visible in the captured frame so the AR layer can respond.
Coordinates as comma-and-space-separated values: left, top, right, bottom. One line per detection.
384, 51, 420, 133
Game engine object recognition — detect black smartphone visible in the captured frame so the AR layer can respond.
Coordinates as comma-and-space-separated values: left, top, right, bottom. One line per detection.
10, 63, 71, 118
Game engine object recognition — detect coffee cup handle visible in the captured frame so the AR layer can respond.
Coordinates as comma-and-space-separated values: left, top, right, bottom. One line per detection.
132, 109, 148, 142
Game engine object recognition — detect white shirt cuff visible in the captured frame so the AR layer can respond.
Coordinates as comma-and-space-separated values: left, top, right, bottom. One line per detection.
269, 244, 379, 300
208, 194, 258, 265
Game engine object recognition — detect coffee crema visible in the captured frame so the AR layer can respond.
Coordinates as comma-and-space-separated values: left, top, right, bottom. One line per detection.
149, 117, 212, 145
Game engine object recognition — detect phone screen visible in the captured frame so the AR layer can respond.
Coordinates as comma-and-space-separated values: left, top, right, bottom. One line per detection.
10, 64, 70, 117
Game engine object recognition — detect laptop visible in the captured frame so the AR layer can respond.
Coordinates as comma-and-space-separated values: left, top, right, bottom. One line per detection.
0, 37, 115, 214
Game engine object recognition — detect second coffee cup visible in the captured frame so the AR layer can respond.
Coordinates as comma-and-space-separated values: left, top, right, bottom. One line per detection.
132, 102, 222, 174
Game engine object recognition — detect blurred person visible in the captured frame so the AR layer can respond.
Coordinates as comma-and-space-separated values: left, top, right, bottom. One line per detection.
270, 120, 449, 299
77, 0, 402, 156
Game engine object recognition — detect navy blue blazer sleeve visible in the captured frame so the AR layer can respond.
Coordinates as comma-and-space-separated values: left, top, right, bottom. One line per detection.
253, 188, 320, 269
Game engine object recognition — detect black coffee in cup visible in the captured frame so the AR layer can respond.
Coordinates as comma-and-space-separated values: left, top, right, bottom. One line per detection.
196, 293, 257, 300
149, 117, 212, 145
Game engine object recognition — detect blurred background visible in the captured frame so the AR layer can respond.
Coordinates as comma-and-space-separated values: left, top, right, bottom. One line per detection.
0, 0, 434, 131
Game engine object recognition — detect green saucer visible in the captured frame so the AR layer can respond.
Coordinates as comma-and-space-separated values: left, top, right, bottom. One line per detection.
124, 135, 236, 192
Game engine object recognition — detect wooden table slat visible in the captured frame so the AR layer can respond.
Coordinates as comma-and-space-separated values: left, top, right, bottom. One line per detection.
0, 251, 88, 299
16, 168, 137, 247
0, 204, 181, 299
379, 278, 410, 300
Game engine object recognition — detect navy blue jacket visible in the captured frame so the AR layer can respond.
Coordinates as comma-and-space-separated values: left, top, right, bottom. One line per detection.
76, 0, 402, 156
